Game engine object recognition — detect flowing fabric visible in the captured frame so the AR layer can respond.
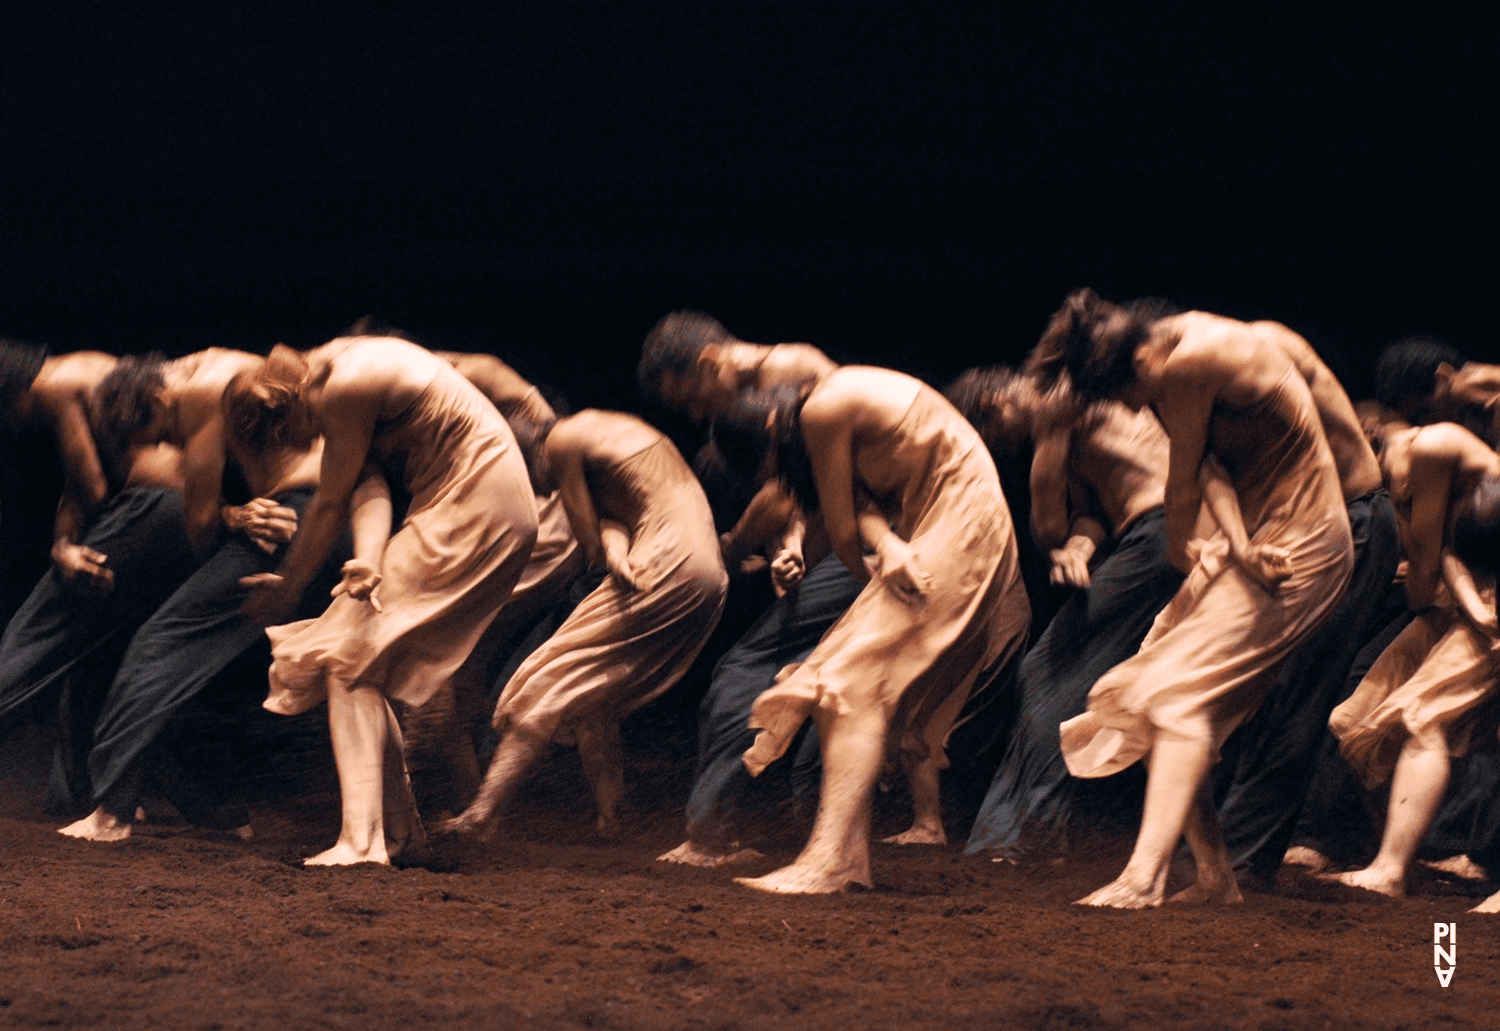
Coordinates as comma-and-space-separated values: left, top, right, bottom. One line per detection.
743, 382, 1031, 777
265, 362, 538, 712
1330, 594, 1500, 790
966, 507, 1182, 856
1214, 490, 1401, 874
493, 430, 727, 743
685, 554, 865, 845
1061, 370, 1354, 777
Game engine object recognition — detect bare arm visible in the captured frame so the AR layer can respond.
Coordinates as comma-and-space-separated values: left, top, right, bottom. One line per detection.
721, 480, 796, 565
1404, 429, 1459, 610
1442, 549, 1497, 635
179, 403, 231, 561
1029, 423, 1073, 550
801, 398, 866, 584
241, 389, 378, 624
1049, 516, 1105, 589
438, 352, 554, 424
548, 424, 640, 590
1198, 454, 1290, 591
331, 465, 393, 610
1153, 361, 1221, 573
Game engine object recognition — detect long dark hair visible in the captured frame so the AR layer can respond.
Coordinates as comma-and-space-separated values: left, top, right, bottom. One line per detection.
710, 388, 819, 513
1451, 475, 1500, 580
1025, 287, 1151, 400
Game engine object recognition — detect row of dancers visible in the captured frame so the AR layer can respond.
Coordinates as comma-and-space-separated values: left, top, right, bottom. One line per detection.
1, 297, 1498, 912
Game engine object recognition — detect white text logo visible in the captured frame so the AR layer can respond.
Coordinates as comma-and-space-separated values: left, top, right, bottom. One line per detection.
1435, 922, 1456, 987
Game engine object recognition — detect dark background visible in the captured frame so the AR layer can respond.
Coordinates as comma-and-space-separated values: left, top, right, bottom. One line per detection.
3, 2, 1496, 415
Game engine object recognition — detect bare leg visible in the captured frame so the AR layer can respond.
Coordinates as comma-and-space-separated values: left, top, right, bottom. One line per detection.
59, 806, 133, 842
379, 703, 425, 859
1168, 775, 1244, 904
882, 756, 947, 845
436, 726, 551, 841
307, 679, 397, 866
576, 718, 625, 839
884, 669, 970, 845
1325, 736, 1449, 898
1077, 731, 1214, 908
737, 707, 884, 894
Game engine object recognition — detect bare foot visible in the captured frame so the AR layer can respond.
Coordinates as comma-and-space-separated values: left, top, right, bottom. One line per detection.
881, 825, 947, 846
59, 807, 132, 842
433, 810, 500, 844
304, 840, 390, 867
1320, 867, 1404, 898
230, 824, 255, 843
1282, 846, 1331, 872
595, 812, 621, 840
1421, 854, 1488, 881
736, 862, 871, 895
657, 841, 765, 868
1470, 891, 1500, 913
1168, 877, 1244, 905
1075, 876, 1163, 909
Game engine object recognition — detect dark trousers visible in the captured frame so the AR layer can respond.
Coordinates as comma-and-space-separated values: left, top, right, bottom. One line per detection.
965, 507, 1183, 857
683, 554, 864, 848
1214, 491, 1402, 877
0, 488, 197, 817
88, 487, 343, 823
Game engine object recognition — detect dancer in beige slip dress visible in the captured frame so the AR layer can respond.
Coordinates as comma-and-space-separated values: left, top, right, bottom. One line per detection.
1323, 420, 1500, 902
240, 336, 539, 866
1027, 290, 1354, 908
441, 409, 727, 840
710, 366, 1030, 894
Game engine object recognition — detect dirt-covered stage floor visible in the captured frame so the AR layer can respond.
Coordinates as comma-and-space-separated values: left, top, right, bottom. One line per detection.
1, 706, 1495, 1031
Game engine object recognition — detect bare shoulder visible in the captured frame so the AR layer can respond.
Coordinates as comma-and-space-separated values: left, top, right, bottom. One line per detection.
33, 351, 117, 396
805, 366, 917, 420
1249, 320, 1320, 372
550, 409, 659, 456
1411, 422, 1495, 467
760, 344, 837, 385
187, 348, 261, 391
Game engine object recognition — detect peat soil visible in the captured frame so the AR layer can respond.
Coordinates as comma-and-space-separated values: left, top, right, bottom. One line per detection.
1, 715, 1497, 1031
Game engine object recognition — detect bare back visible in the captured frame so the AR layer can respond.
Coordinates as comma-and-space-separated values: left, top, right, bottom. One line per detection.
1249, 320, 1382, 499
1071, 403, 1169, 535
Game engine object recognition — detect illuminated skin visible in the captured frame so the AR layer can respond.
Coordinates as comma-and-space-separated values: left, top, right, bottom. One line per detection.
656, 339, 837, 424
1396, 360, 1500, 445
979, 374, 1169, 588
1324, 422, 1500, 899
240, 336, 482, 866
1065, 308, 1344, 909
731, 367, 1027, 893
660, 343, 960, 866
57, 349, 285, 846
1246, 320, 1382, 501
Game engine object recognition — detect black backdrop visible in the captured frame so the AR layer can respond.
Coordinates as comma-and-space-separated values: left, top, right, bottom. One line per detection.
2, 4, 1496, 422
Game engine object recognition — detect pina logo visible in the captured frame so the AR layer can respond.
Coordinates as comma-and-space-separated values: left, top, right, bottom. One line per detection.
1434, 922, 1456, 987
